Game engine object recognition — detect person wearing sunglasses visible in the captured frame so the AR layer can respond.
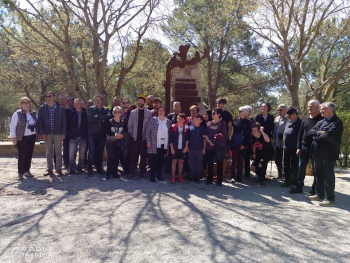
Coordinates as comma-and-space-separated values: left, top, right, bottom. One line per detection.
273, 104, 288, 179
38, 91, 67, 177
10, 97, 38, 180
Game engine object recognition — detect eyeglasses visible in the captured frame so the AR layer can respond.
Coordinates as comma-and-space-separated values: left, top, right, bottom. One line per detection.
21, 101, 30, 104
46, 95, 53, 98
122, 102, 129, 104
114, 111, 122, 114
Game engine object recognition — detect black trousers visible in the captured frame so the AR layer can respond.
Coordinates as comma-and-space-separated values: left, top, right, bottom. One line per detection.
252, 159, 268, 182
283, 149, 299, 185
16, 134, 36, 174
207, 149, 223, 183
275, 146, 283, 177
129, 140, 147, 174
150, 145, 166, 179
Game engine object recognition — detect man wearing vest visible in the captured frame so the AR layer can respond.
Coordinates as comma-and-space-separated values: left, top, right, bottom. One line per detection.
39, 91, 67, 177
308, 102, 343, 207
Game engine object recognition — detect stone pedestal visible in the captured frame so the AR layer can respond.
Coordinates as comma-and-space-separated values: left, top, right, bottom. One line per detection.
172, 64, 204, 115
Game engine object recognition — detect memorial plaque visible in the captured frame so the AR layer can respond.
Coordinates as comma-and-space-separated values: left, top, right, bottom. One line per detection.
175, 83, 197, 90
175, 89, 198, 96
175, 78, 196, 82
175, 97, 201, 103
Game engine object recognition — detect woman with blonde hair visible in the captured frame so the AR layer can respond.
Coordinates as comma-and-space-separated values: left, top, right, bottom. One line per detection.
10, 97, 38, 180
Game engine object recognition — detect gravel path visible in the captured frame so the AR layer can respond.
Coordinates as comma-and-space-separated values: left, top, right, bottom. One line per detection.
0, 155, 349, 263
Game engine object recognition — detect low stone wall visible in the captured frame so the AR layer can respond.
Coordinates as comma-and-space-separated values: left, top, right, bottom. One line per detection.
0, 142, 46, 155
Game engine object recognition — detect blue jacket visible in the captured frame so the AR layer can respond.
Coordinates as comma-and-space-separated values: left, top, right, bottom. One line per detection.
169, 123, 190, 150
38, 101, 67, 135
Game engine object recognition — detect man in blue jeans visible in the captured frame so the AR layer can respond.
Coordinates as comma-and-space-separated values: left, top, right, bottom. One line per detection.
66, 98, 88, 175
290, 100, 322, 194
307, 102, 343, 206
87, 94, 111, 176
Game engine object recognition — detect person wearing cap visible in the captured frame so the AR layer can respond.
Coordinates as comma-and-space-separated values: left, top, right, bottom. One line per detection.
280, 107, 302, 187
127, 94, 152, 179
151, 97, 162, 117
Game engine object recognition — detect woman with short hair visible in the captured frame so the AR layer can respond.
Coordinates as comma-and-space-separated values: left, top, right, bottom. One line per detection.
230, 106, 252, 183
105, 106, 125, 180
10, 97, 38, 180
146, 105, 172, 182
204, 107, 227, 186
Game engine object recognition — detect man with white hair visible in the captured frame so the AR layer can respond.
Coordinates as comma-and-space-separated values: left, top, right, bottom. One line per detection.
146, 95, 154, 110
273, 104, 288, 179
230, 106, 252, 183
66, 98, 88, 175
290, 100, 322, 194
307, 102, 343, 206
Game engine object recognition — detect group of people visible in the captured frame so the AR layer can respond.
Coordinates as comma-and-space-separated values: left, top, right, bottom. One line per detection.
10, 92, 343, 206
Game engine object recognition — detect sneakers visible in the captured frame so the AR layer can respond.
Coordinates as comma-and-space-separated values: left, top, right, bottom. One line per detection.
24, 172, 34, 178
319, 200, 335, 207
57, 170, 64, 177
43, 170, 53, 176
171, 177, 176, 184
178, 176, 185, 183
307, 195, 324, 201
157, 176, 163, 181
289, 188, 303, 194
305, 192, 316, 197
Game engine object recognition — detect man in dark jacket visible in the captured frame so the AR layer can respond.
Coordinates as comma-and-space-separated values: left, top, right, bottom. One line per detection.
67, 98, 88, 175
38, 91, 67, 177
87, 94, 111, 175
307, 102, 343, 207
280, 107, 302, 187
289, 100, 323, 194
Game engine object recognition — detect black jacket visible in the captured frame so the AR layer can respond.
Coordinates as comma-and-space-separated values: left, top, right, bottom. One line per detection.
255, 114, 274, 138
283, 118, 302, 151
232, 117, 252, 147
87, 105, 111, 134
308, 114, 343, 160
67, 108, 88, 140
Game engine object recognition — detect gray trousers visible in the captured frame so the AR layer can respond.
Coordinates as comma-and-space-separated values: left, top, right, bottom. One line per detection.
46, 134, 63, 171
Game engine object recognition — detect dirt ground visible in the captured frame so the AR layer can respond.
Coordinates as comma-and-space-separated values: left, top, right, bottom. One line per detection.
0, 154, 349, 263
